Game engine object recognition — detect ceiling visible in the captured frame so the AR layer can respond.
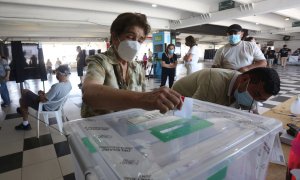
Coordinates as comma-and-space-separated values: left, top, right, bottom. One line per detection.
0, 0, 300, 43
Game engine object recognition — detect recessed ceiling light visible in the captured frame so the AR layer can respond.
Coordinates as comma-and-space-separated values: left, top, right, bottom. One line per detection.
285, 17, 290, 21
255, 22, 260, 25
152, 4, 157, 7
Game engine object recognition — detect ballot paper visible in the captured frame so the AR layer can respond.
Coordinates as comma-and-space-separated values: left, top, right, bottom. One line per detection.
173, 97, 193, 119
270, 134, 286, 166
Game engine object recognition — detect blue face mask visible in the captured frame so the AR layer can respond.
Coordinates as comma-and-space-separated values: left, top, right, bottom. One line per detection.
234, 89, 254, 108
228, 34, 241, 45
168, 49, 174, 55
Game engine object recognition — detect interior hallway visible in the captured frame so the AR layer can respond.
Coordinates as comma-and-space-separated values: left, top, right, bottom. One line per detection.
0, 62, 299, 180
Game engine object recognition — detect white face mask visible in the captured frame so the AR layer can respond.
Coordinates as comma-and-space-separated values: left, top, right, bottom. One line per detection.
117, 40, 141, 61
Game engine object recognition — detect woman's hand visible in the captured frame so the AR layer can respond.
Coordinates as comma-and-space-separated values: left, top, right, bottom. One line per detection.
140, 87, 183, 114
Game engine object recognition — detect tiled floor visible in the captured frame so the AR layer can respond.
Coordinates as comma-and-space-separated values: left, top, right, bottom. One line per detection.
0, 62, 299, 179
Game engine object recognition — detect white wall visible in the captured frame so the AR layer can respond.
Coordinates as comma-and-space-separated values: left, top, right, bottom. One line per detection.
42, 42, 107, 66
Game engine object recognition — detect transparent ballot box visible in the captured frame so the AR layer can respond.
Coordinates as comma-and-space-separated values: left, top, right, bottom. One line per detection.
64, 99, 282, 180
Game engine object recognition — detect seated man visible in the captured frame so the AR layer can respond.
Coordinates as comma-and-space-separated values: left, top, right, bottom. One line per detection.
172, 68, 280, 112
15, 65, 72, 130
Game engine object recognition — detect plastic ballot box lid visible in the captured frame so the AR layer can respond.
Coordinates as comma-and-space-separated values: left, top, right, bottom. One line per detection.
64, 99, 282, 180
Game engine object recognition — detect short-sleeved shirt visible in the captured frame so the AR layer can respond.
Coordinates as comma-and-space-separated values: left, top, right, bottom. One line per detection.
162, 53, 177, 66
81, 47, 146, 118
172, 68, 240, 106
77, 51, 85, 67
279, 48, 290, 57
0, 58, 10, 82
266, 50, 276, 59
213, 41, 266, 70
44, 81, 72, 111
185, 45, 200, 65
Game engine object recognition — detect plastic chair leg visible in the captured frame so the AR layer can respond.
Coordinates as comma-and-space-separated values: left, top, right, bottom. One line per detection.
37, 112, 40, 138
55, 112, 63, 135
43, 114, 49, 126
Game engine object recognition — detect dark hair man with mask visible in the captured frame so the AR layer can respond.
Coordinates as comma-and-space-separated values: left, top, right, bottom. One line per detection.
212, 24, 267, 73
172, 67, 280, 112
81, 12, 183, 118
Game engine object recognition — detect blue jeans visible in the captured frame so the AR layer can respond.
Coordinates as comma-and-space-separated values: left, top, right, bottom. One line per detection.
0, 82, 11, 105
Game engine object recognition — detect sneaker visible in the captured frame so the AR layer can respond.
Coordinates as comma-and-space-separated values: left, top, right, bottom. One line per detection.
15, 123, 31, 130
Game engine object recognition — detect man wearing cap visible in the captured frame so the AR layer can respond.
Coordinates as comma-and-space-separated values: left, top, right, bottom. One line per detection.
15, 65, 72, 130
212, 24, 267, 72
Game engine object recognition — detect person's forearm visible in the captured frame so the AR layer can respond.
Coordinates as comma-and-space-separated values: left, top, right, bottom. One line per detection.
82, 78, 183, 114
253, 60, 267, 67
245, 60, 267, 70
39, 93, 48, 102
82, 83, 146, 111
172, 63, 177, 68
162, 64, 171, 68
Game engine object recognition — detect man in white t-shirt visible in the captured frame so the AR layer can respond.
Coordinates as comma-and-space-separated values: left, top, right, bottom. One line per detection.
212, 24, 267, 72
183, 35, 200, 75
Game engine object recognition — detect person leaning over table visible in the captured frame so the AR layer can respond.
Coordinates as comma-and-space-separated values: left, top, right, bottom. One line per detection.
81, 12, 182, 118
172, 67, 280, 113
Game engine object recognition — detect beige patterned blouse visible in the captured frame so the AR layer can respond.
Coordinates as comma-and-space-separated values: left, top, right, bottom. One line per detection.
81, 47, 146, 118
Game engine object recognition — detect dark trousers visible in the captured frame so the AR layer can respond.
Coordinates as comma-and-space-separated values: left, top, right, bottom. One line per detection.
0, 82, 10, 105
160, 67, 176, 88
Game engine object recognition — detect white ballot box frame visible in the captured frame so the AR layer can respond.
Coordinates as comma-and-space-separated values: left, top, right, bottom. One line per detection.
64, 99, 283, 180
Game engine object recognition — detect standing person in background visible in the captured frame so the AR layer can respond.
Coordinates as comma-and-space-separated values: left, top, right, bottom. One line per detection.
148, 48, 153, 62
212, 24, 266, 72
29, 55, 38, 67
142, 53, 148, 70
46, 59, 52, 75
160, 44, 177, 88
266, 47, 276, 68
279, 45, 290, 68
76, 46, 85, 88
183, 35, 199, 75
0, 53, 11, 107
55, 58, 62, 69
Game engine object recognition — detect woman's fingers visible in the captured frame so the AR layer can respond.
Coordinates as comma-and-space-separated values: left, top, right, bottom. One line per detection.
153, 87, 183, 113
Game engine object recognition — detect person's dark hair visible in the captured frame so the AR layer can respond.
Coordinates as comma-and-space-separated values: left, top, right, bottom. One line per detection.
76, 46, 81, 50
166, 44, 175, 54
241, 29, 248, 40
110, 12, 151, 38
245, 36, 255, 42
185, 36, 197, 47
283, 45, 287, 48
243, 67, 280, 95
